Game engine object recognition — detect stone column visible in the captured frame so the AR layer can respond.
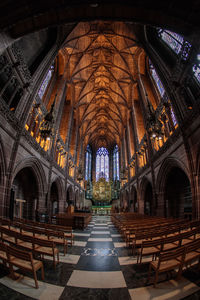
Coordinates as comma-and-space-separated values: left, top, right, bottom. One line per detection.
0, 32, 17, 56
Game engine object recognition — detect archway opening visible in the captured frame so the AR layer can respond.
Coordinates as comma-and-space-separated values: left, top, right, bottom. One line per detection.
125, 190, 129, 211
165, 167, 192, 219
133, 188, 138, 213
50, 182, 59, 215
75, 191, 79, 210
12, 167, 38, 220
66, 186, 73, 206
144, 182, 153, 216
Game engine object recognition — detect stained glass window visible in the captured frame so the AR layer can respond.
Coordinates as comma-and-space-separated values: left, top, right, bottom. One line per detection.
159, 29, 184, 55
113, 145, 119, 180
96, 147, 109, 181
171, 107, 177, 126
193, 55, 200, 83
38, 65, 54, 99
85, 145, 92, 181
85, 152, 89, 180
149, 60, 165, 97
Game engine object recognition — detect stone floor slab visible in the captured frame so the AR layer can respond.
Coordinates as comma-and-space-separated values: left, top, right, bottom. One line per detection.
67, 270, 127, 288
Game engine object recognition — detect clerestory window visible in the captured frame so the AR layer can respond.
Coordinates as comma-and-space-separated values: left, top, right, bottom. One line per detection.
158, 29, 184, 55
96, 147, 109, 181
38, 64, 54, 99
85, 145, 92, 181
149, 60, 165, 97
113, 145, 119, 181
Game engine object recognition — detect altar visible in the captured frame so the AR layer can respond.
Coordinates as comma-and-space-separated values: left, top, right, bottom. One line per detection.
85, 177, 120, 211
92, 205, 111, 215
93, 177, 112, 203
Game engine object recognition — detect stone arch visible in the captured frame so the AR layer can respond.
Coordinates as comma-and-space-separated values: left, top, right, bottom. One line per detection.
119, 190, 125, 210
4, 3, 195, 40
12, 167, 39, 220
79, 190, 84, 208
156, 157, 190, 216
119, 189, 129, 211
144, 182, 153, 216
50, 176, 65, 214
124, 189, 129, 211
156, 157, 191, 218
11, 157, 47, 214
50, 182, 59, 215
66, 184, 74, 206
156, 157, 190, 192
139, 176, 153, 215
75, 189, 80, 209
130, 185, 138, 212
0, 136, 7, 216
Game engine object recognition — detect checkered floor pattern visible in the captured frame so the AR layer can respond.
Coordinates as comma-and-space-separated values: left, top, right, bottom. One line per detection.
0, 216, 200, 300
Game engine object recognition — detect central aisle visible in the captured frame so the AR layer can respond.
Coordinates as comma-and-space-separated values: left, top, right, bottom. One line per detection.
61, 216, 200, 300
62, 215, 131, 299
0, 216, 200, 299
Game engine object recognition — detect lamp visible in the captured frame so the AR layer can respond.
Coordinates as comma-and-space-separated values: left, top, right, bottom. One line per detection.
120, 167, 127, 187
39, 94, 56, 140
77, 164, 84, 182
146, 97, 163, 140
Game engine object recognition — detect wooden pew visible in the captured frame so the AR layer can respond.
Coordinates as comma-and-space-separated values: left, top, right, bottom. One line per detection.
148, 247, 185, 287
47, 230, 68, 255
136, 238, 162, 264
7, 244, 44, 289
33, 237, 59, 269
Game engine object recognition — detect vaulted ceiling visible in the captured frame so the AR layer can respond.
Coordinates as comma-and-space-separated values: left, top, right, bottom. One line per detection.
1, 1, 200, 38
61, 22, 143, 149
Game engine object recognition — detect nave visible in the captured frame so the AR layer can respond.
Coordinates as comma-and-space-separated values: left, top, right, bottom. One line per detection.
0, 216, 200, 300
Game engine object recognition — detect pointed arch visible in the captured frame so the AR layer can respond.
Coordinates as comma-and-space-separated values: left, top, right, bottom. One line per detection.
156, 157, 190, 193
12, 156, 47, 200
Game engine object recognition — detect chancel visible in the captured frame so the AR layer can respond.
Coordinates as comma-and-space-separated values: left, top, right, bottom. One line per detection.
0, 1, 200, 299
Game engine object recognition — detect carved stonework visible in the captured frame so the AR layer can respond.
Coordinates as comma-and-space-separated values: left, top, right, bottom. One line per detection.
10, 44, 33, 88
21, 128, 51, 162
0, 97, 23, 132
152, 127, 181, 162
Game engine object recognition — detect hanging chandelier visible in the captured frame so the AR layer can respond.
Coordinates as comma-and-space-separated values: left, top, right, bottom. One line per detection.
39, 94, 56, 140
77, 163, 84, 182
146, 98, 163, 140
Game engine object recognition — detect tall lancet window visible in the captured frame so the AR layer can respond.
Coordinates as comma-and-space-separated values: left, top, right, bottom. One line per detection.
149, 60, 165, 97
193, 55, 200, 83
96, 147, 109, 181
85, 145, 92, 181
149, 60, 177, 126
158, 29, 184, 55
113, 145, 119, 180
38, 64, 54, 99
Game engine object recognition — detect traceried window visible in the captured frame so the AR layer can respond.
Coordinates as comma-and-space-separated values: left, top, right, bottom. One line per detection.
149, 60, 165, 97
38, 64, 54, 99
96, 147, 109, 181
158, 29, 184, 55
192, 55, 200, 83
149, 60, 178, 127
85, 145, 92, 181
171, 107, 177, 126
113, 145, 119, 180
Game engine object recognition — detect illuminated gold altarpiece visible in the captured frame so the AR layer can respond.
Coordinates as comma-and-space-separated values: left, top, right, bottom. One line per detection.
93, 178, 112, 202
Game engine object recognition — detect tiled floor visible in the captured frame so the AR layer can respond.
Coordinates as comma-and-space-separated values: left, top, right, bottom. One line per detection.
0, 216, 200, 299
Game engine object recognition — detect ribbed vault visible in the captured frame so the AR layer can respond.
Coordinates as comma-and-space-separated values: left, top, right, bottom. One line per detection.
61, 21, 142, 149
